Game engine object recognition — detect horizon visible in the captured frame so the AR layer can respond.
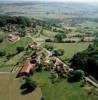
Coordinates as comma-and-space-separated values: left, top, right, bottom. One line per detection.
0, 0, 98, 3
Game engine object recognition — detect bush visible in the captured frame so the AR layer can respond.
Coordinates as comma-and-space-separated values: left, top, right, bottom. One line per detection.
55, 33, 66, 42
18, 31, 26, 37
68, 69, 85, 82
0, 38, 3, 43
45, 39, 53, 42
36, 63, 43, 72
52, 49, 64, 56
45, 44, 54, 51
16, 47, 24, 53
26, 77, 37, 91
41, 96, 46, 100
0, 51, 6, 57
74, 70, 85, 79
0, 16, 32, 27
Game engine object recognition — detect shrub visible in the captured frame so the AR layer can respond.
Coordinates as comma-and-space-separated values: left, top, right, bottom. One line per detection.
16, 47, 24, 53
0, 38, 3, 43
52, 49, 64, 56
0, 51, 6, 57
74, 70, 85, 79
45, 39, 53, 42
55, 33, 66, 42
36, 63, 43, 72
26, 77, 37, 90
68, 69, 85, 82
45, 44, 54, 51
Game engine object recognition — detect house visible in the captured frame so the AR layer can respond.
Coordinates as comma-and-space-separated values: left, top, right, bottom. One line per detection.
36, 55, 41, 64
25, 27, 33, 33
43, 57, 50, 65
52, 57, 73, 75
18, 60, 32, 77
8, 33, 20, 42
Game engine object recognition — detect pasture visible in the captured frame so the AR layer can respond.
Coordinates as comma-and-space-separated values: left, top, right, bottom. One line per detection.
45, 42, 90, 60
43, 29, 58, 37
33, 71, 94, 100
0, 37, 32, 71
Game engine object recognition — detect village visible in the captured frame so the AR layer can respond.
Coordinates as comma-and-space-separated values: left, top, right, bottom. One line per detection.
0, 15, 98, 100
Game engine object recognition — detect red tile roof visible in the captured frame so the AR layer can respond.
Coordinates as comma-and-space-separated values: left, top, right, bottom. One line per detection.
20, 61, 32, 74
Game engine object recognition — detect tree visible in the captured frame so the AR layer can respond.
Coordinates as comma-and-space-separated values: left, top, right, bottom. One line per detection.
0, 51, 6, 57
25, 77, 37, 91
88, 44, 94, 51
16, 47, 24, 53
16, 16, 32, 27
70, 43, 98, 79
55, 33, 66, 42
36, 63, 43, 72
68, 69, 85, 82
18, 31, 26, 37
45, 44, 54, 51
41, 96, 46, 100
74, 70, 85, 79
70, 52, 88, 70
45, 39, 53, 42
0, 38, 3, 43
52, 49, 64, 56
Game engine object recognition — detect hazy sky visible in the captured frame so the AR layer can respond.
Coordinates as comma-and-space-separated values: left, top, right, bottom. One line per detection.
0, 0, 98, 3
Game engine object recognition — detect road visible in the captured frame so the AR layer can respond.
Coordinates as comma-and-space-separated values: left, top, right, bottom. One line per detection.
28, 33, 98, 88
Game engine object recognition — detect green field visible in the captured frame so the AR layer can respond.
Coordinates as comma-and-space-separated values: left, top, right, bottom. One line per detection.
33, 71, 94, 100
0, 37, 33, 71
0, 37, 32, 54
0, 2, 98, 100
43, 29, 58, 37
45, 42, 90, 60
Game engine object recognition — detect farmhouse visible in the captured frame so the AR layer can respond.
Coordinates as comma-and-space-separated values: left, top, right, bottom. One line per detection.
53, 57, 73, 75
18, 60, 32, 77
43, 57, 50, 65
35, 47, 42, 64
8, 33, 20, 42
25, 27, 33, 33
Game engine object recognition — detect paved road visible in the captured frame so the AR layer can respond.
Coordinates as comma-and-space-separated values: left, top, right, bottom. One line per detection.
84, 77, 98, 88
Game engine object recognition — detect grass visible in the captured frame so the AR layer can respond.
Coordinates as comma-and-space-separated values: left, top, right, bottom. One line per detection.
33, 71, 91, 100
0, 73, 42, 100
45, 42, 90, 60
0, 37, 33, 71
42, 29, 58, 37
0, 37, 32, 54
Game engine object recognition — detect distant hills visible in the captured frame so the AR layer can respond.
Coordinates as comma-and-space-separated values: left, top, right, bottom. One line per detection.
0, 1, 98, 23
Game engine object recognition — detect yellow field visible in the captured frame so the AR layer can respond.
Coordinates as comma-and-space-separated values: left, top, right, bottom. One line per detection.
0, 73, 42, 100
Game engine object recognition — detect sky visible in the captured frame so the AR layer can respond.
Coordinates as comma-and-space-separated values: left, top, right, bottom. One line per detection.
0, 0, 98, 3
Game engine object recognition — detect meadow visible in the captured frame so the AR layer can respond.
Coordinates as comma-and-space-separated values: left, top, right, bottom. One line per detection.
33, 71, 95, 100
0, 2, 98, 100
45, 42, 90, 60
0, 36, 32, 71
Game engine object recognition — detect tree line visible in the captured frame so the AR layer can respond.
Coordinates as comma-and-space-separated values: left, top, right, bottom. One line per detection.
0, 16, 32, 27
70, 42, 98, 80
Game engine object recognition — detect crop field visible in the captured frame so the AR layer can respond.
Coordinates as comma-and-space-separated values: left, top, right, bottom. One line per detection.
0, 73, 42, 100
